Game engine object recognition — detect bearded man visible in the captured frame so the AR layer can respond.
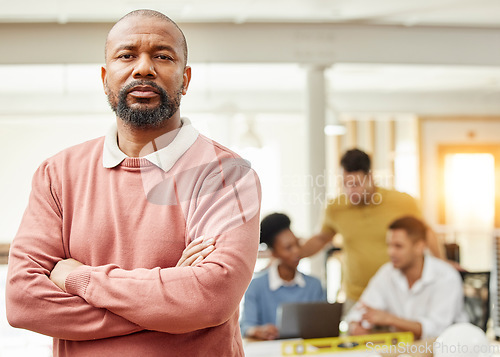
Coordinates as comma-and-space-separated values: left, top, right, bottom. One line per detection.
6, 9, 261, 357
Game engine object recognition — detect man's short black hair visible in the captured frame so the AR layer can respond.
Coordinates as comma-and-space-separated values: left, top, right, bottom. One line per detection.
389, 216, 427, 243
260, 213, 291, 249
340, 149, 371, 174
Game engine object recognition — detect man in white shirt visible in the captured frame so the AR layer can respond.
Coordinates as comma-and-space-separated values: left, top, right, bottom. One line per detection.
348, 216, 467, 339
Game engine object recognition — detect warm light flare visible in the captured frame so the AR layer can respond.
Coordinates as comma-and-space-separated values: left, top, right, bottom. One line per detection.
444, 153, 495, 231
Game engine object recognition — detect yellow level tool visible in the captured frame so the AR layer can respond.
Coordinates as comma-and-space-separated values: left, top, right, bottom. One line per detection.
281, 331, 414, 355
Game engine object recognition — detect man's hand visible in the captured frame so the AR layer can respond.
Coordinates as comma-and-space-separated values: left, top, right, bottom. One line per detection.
361, 305, 394, 326
359, 303, 423, 339
50, 258, 84, 292
175, 236, 215, 267
247, 324, 280, 340
349, 321, 371, 336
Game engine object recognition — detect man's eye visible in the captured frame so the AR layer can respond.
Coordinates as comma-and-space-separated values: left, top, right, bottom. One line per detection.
119, 54, 133, 59
157, 55, 173, 60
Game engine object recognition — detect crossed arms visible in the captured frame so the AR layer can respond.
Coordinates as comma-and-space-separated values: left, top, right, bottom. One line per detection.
6, 159, 261, 341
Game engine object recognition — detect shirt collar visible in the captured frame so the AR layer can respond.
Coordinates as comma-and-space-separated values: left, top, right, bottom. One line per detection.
419, 254, 435, 284
103, 118, 199, 172
268, 261, 306, 291
393, 254, 434, 292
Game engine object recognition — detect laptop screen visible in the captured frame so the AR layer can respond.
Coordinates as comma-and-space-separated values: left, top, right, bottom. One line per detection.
277, 302, 343, 339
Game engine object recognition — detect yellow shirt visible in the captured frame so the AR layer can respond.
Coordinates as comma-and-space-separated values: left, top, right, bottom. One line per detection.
321, 187, 421, 301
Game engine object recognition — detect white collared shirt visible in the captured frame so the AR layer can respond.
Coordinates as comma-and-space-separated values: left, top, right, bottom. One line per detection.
347, 255, 468, 338
268, 262, 306, 291
103, 118, 199, 172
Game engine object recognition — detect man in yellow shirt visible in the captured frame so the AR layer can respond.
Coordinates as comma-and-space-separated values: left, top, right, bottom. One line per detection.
300, 149, 443, 313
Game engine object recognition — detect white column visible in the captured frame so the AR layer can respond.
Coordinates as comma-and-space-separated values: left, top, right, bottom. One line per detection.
305, 65, 329, 281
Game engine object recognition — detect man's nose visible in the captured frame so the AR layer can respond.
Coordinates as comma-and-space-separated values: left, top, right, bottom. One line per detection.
132, 55, 156, 79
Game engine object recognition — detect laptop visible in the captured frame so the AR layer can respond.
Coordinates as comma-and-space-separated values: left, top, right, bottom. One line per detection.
276, 302, 343, 339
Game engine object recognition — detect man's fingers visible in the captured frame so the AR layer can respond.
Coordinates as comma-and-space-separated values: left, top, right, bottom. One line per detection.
176, 236, 209, 267
178, 254, 200, 267
176, 253, 198, 267
361, 310, 372, 322
200, 244, 215, 257
176, 241, 215, 267
183, 237, 215, 257
181, 246, 215, 267
183, 236, 206, 254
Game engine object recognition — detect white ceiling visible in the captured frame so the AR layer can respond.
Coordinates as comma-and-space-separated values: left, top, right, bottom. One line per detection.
1, 0, 499, 28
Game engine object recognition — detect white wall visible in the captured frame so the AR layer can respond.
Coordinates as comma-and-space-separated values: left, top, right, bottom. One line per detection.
188, 112, 310, 239
0, 116, 114, 243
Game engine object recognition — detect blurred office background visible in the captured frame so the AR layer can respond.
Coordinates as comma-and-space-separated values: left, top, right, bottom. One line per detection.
1, 1, 500, 354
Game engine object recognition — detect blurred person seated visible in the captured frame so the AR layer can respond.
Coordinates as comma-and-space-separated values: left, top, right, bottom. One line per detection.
347, 216, 467, 340
240, 213, 326, 340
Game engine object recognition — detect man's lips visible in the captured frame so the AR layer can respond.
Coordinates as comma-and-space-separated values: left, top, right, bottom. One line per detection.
128, 85, 160, 99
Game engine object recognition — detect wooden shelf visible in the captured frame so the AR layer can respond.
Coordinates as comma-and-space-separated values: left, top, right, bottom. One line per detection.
0, 243, 10, 265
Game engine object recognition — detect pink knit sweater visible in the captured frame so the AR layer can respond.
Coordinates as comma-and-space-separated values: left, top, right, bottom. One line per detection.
6, 129, 261, 356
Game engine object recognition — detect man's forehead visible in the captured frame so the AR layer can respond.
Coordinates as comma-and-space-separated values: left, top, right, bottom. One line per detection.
106, 16, 182, 50
387, 229, 408, 240
342, 171, 367, 181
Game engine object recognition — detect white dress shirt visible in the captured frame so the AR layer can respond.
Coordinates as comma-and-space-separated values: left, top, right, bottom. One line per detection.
103, 117, 199, 171
268, 262, 306, 291
347, 255, 468, 338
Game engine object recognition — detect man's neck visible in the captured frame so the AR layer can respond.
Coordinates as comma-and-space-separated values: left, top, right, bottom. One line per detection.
365, 185, 377, 202
116, 116, 182, 157
402, 256, 425, 289
277, 264, 296, 282
354, 185, 377, 207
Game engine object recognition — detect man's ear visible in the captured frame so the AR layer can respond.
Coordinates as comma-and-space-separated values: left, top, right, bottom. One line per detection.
416, 240, 427, 255
182, 66, 192, 95
101, 66, 108, 95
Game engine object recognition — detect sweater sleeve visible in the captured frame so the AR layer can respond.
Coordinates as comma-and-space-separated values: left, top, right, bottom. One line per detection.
6, 161, 143, 341
239, 278, 262, 337
65, 163, 262, 334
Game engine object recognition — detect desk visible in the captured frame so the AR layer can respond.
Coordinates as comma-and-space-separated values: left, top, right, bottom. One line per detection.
243, 338, 500, 357
243, 339, 380, 357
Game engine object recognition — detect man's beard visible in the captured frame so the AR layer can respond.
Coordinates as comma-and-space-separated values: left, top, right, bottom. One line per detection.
108, 81, 182, 129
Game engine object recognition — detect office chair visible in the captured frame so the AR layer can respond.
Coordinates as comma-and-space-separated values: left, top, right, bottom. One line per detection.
460, 271, 490, 332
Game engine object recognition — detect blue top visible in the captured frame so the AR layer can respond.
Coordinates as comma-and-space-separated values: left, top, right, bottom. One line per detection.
240, 269, 326, 336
